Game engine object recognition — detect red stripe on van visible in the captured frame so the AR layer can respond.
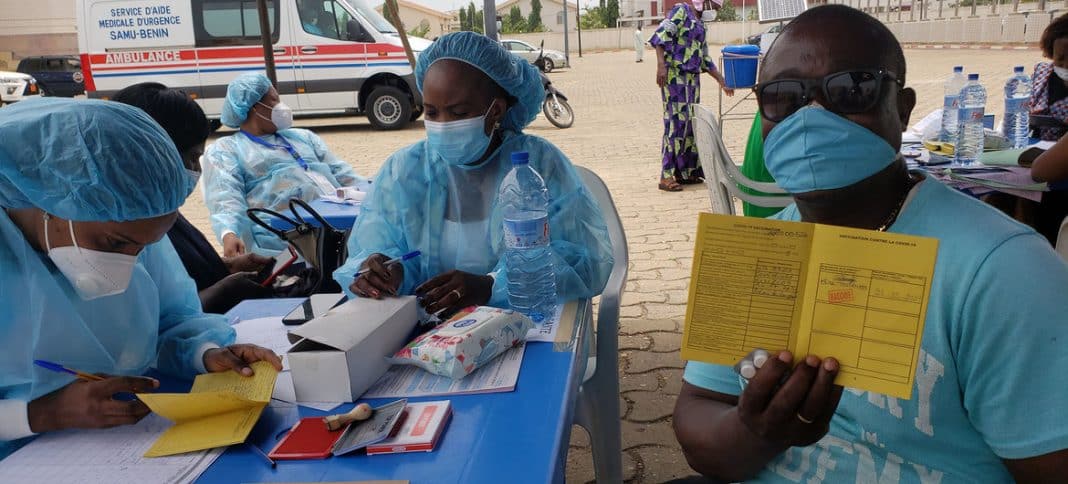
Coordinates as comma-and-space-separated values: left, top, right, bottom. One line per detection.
80, 53, 96, 92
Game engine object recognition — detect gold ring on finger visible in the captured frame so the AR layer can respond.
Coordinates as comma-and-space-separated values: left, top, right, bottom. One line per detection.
450, 289, 463, 300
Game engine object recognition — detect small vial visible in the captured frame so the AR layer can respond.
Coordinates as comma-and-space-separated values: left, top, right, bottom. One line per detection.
738, 361, 756, 379
753, 350, 770, 369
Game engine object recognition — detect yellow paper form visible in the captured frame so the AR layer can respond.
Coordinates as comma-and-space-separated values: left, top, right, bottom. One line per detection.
682, 213, 938, 399
137, 361, 278, 457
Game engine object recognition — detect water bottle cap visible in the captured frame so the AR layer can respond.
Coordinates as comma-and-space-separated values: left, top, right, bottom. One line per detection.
953, 66, 963, 72
1014, 66, 1024, 73
511, 151, 530, 165
968, 73, 979, 80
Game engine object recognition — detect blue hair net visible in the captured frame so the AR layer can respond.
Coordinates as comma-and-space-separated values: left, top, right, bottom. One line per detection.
221, 72, 272, 128
0, 98, 196, 222
416, 32, 543, 131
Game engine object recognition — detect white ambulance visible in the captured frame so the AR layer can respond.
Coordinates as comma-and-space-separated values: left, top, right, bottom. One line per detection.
76, 0, 431, 129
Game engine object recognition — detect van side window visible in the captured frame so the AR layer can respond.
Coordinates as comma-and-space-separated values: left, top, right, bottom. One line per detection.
298, 0, 349, 41
193, 0, 280, 47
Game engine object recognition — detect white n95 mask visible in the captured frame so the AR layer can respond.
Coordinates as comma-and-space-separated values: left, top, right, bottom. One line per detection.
44, 215, 138, 301
1054, 66, 1068, 82
258, 101, 294, 131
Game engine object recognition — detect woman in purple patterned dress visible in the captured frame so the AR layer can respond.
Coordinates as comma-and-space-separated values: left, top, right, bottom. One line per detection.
650, 0, 733, 192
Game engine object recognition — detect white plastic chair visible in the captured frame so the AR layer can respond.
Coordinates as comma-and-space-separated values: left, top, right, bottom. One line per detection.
692, 105, 793, 214
1057, 215, 1068, 261
574, 166, 628, 483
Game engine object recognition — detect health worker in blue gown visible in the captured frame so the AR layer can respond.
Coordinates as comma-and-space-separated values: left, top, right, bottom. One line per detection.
203, 72, 365, 257
0, 98, 282, 459
333, 32, 614, 317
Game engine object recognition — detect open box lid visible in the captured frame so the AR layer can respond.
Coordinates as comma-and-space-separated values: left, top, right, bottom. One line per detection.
287, 296, 418, 350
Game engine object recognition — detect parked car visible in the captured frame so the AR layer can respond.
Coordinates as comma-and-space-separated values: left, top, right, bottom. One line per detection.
746, 24, 783, 47
0, 71, 39, 105
16, 55, 85, 97
501, 39, 568, 73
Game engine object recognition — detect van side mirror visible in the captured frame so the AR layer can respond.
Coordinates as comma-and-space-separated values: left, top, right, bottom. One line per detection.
346, 19, 374, 42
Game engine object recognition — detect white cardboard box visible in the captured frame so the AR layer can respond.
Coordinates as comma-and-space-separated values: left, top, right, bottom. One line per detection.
287, 296, 418, 402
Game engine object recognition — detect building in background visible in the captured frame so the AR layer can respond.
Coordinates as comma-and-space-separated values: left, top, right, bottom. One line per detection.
494, 0, 578, 32
0, 0, 77, 65
375, 0, 454, 38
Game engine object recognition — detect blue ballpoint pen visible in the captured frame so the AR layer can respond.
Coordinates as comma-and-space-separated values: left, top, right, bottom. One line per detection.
356, 250, 421, 276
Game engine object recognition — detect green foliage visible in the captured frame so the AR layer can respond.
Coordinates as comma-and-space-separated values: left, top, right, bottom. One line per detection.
408, 19, 431, 38
602, 0, 620, 27
461, 2, 483, 33
579, 6, 606, 29
527, 0, 544, 32
715, 0, 738, 21
459, 7, 468, 31
503, 5, 527, 33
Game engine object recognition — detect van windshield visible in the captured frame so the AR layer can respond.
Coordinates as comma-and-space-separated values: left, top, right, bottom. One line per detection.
341, 0, 397, 34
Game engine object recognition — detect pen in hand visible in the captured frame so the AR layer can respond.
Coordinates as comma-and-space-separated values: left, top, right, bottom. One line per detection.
34, 359, 106, 382
356, 250, 421, 276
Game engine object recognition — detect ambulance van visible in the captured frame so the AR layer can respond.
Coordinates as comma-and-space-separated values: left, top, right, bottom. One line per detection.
76, 0, 431, 129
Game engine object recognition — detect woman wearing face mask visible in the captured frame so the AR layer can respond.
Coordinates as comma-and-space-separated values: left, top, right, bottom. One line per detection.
203, 72, 366, 257
113, 82, 281, 313
1031, 13, 1068, 141
0, 98, 282, 458
332, 32, 614, 319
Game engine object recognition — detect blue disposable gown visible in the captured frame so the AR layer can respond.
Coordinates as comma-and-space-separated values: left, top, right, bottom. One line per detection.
203, 128, 364, 253
333, 132, 614, 306
0, 211, 235, 456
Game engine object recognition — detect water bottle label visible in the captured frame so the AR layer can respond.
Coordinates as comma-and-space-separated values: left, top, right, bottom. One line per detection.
959, 107, 984, 122
1005, 98, 1028, 112
504, 216, 549, 249
943, 95, 958, 109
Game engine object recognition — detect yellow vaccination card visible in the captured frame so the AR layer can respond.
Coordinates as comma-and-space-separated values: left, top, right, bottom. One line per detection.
137, 361, 278, 457
681, 213, 938, 400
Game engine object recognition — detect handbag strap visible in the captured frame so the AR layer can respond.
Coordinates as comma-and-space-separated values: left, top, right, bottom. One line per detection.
289, 198, 341, 233
247, 207, 304, 239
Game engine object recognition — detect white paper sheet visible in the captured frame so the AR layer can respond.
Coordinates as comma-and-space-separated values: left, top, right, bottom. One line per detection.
363, 343, 526, 398
0, 414, 224, 484
270, 371, 343, 412
525, 306, 565, 343
233, 317, 294, 371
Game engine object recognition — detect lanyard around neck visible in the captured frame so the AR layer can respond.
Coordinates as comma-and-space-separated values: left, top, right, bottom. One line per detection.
240, 130, 309, 170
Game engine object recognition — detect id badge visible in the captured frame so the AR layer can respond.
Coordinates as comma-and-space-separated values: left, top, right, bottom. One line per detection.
304, 170, 338, 196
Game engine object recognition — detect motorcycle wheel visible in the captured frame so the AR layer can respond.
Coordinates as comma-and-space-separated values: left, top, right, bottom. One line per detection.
543, 96, 574, 129
540, 58, 555, 73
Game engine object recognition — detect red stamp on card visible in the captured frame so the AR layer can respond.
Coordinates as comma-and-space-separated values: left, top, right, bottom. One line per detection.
828, 289, 854, 304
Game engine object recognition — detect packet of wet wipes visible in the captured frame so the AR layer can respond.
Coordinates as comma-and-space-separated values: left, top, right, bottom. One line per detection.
389, 306, 534, 379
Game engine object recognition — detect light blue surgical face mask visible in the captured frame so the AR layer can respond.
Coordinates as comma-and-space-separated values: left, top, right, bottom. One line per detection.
764, 105, 898, 193
425, 103, 495, 167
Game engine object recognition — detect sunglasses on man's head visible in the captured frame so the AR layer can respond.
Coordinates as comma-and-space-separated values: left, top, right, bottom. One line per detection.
754, 69, 904, 123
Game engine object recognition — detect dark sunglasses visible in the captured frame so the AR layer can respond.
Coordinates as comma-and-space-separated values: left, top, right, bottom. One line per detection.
755, 69, 904, 123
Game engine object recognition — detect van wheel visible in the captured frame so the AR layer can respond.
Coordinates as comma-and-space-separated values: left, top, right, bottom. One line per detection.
410, 105, 424, 122
366, 86, 411, 130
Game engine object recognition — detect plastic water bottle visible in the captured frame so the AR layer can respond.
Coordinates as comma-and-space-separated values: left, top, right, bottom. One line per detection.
499, 151, 557, 323
940, 66, 967, 142
955, 73, 986, 165
1003, 66, 1032, 148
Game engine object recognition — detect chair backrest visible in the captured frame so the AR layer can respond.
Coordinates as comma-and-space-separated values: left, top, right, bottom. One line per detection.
575, 166, 628, 367
1057, 215, 1068, 261
692, 106, 793, 214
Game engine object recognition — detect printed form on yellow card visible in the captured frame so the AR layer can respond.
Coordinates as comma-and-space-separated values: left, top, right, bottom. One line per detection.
681, 213, 939, 400
136, 361, 279, 457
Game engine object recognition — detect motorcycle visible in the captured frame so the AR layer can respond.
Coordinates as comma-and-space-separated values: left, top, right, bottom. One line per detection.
535, 42, 574, 129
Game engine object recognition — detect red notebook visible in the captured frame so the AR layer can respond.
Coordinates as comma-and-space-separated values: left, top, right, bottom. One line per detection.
268, 417, 346, 460
366, 401, 452, 455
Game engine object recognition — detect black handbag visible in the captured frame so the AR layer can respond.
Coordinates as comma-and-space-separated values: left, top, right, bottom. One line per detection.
247, 198, 348, 295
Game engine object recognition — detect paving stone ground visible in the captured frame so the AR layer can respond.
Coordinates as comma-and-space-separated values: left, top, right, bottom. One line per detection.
180, 46, 1044, 483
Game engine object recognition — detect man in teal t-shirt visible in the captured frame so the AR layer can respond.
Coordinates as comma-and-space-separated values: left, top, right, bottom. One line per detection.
673, 6, 1068, 482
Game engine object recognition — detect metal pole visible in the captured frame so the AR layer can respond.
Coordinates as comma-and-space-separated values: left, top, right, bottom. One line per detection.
899, 0, 904, 20
484, 0, 497, 40
970, 0, 977, 16
938, 0, 942, 18
577, 7, 583, 57
910, 0, 915, 20
562, 0, 570, 64
1013, 0, 1020, 13
256, 0, 276, 85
